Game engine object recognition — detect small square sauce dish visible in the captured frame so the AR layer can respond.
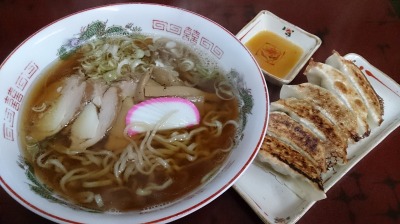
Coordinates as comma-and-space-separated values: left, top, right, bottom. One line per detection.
237, 10, 322, 85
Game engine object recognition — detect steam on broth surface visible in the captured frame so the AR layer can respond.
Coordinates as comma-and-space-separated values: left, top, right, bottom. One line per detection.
19, 35, 240, 211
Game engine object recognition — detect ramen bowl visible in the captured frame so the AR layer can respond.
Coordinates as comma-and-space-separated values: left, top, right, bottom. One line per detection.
0, 3, 269, 224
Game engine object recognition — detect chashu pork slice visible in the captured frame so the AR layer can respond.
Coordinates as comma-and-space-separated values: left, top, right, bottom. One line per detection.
30, 75, 87, 141
326, 51, 384, 128
69, 86, 122, 152
267, 111, 327, 172
84, 79, 108, 107
256, 135, 326, 201
271, 98, 348, 167
280, 83, 361, 142
305, 60, 370, 138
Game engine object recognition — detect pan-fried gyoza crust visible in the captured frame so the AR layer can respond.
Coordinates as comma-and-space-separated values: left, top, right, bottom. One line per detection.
259, 135, 323, 189
268, 111, 327, 172
271, 98, 348, 167
305, 60, 370, 138
257, 51, 386, 202
280, 83, 362, 142
326, 51, 384, 128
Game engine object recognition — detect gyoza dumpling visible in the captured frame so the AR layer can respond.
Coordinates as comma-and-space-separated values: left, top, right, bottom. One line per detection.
304, 60, 370, 138
326, 51, 384, 128
280, 83, 361, 141
267, 111, 327, 172
271, 98, 348, 166
256, 135, 326, 201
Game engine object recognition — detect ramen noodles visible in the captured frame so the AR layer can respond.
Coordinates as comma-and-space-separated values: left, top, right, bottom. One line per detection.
19, 35, 241, 212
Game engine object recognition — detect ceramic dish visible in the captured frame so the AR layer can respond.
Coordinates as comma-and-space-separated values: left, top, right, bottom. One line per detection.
0, 3, 269, 223
233, 53, 400, 223
236, 10, 321, 85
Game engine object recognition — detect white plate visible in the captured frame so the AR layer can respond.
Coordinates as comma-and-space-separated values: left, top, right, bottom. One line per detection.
233, 53, 400, 224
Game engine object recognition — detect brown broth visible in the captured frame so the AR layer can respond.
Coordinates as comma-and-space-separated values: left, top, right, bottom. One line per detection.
19, 39, 239, 212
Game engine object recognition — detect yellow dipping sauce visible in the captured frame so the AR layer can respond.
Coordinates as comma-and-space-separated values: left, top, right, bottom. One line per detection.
245, 30, 303, 79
